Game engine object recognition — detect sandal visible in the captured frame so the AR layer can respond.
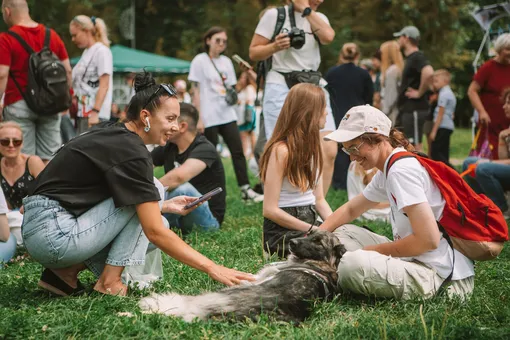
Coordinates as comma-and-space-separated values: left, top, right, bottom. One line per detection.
38, 268, 86, 297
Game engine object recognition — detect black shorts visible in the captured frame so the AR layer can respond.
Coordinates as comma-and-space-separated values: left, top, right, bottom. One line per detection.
401, 110, 429, 145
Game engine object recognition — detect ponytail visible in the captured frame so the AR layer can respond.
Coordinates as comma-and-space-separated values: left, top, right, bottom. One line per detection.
388, 128, 415, 152
93, 17, 111, 47
71, 15, 110, 47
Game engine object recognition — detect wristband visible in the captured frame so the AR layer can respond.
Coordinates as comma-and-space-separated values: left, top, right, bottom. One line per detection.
306, 224, 315, 233
91, 108, 100, 113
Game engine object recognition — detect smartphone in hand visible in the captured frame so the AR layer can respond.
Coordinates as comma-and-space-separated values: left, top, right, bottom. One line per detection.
232, 54, 252, 69
183, 187, 223, 210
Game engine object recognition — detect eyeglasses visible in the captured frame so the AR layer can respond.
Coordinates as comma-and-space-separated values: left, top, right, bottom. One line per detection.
342, 141, 364, 156
143, 84, 177, 110
214, 38, 227, 45
0, 138, 23, 147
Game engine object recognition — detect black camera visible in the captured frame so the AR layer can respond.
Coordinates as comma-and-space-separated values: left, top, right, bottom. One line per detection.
287, 27, 306, 49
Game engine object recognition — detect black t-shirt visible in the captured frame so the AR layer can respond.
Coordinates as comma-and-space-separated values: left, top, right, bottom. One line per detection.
325, 63, 374, 126
151, 134, 226, 224
398, 51, 430, 112
30, 122, 160, 216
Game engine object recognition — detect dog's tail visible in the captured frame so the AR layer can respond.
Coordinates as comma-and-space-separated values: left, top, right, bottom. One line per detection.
139, 292, 235, 322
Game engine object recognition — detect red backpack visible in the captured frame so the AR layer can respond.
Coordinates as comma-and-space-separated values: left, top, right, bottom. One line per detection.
386, 151, 508, 261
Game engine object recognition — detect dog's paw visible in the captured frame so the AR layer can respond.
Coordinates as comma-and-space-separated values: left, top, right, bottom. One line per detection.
139, 294, 162, 313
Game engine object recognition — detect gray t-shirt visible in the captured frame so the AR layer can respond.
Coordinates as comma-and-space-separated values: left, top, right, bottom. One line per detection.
434, 85, 456, 131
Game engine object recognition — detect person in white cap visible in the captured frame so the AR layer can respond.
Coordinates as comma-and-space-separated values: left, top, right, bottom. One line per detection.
320, 105, 474, 300
393, 25, 434, 152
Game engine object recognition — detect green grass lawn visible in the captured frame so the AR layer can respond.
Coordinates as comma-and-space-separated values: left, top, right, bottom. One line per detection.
1, 128, 509, 339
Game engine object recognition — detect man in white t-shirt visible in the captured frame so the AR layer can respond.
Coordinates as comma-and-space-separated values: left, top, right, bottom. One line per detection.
0, 189, 16, 267
249, 0, 338, 195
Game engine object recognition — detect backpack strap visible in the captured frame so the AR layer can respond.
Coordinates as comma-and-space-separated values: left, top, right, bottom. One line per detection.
273, 7, 286, 41
255, 6, 287, 106
6, 30, 35, 55
6, 29, 38, 102
436, 223, 455, 295
44, 27, 51, 48
385, 151, 416, 176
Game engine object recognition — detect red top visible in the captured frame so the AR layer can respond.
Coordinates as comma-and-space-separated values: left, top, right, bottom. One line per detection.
473, 59, 510, 158
0, 24, 69, 106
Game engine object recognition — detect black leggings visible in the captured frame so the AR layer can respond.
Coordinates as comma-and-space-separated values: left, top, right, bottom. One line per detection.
205, 121, 249, 187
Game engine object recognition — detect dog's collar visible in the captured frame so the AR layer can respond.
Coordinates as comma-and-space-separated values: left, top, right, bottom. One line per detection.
279, 267, 333, 299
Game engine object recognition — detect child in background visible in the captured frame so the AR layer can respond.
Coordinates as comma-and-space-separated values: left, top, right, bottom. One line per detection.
346, 162, 390, 222
429, 69, 456, 167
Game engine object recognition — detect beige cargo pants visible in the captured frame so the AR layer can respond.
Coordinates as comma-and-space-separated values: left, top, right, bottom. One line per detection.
333, 224, 474, 300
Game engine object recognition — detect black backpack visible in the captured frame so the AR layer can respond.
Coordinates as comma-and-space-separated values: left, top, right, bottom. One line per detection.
7, 27, 71, 116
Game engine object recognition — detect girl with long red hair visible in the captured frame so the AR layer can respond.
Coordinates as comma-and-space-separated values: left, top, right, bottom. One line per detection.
259, 83, 332, 258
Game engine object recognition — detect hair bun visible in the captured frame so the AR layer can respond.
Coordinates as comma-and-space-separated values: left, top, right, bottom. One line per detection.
134, 71, 156, 93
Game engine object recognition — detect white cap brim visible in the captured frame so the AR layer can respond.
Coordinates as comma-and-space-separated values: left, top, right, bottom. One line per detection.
323, 129, 362, 143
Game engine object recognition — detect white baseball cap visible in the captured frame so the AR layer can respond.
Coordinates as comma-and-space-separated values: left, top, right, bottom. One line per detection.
324, 105, 392, 143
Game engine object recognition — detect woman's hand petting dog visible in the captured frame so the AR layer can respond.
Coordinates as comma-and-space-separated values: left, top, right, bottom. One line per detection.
161, 196, 201, 215
206, 264, 256, 286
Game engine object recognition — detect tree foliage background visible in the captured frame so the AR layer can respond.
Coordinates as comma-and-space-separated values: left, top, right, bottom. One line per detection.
0, 0, 508, 126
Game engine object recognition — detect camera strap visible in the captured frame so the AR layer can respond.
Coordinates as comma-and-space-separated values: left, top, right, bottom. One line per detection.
288, 3, 297, 30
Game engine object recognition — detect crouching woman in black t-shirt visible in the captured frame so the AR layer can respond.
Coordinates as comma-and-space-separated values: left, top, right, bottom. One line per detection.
21, 72, 254, 296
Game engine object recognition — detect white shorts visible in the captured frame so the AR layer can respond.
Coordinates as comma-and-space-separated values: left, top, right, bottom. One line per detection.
263, 83, 336, 140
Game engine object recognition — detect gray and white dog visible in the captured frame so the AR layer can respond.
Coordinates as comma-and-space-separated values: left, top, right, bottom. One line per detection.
139, 230, 346, 323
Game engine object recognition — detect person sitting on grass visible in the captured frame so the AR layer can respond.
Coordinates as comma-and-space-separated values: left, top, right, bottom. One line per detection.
0, 121, 45, 246
259, 83, 333, 258
462, 87, 510, 219
346, 161, 390, 222
320, 105, 474, 300
151, 103, 226, 235
21, 71, 254, 297
0, 189, 16, 268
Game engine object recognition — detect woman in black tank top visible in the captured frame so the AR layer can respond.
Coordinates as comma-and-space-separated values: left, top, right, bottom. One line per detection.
0, 122, 45, 209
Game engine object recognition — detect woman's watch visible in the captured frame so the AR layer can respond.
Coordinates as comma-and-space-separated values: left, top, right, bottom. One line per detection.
302, 7, 312, 17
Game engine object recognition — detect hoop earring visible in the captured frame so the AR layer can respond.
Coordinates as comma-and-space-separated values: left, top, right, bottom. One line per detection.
144, 117, 151, 133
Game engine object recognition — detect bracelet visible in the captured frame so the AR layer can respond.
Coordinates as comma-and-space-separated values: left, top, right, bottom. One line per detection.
306, 224, 315, 233
91, 108, 100, 113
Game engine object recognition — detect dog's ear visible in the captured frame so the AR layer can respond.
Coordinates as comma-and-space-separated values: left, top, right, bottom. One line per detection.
333, 244, 347, 259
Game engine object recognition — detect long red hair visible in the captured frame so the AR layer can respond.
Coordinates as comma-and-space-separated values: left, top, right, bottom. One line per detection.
259, 83, 325, 192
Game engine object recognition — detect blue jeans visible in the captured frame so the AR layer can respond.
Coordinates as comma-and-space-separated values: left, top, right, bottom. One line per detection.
463, 156, 510, 212
164, 183, 219, 235
22, 195, 151, 278
0, 233, 17, 268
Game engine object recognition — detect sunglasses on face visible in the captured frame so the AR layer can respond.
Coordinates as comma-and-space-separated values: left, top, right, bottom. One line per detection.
214, 38, 227, 45
0, 138, 23, 147
342, 141, 364, 156
143, 84, 177, 110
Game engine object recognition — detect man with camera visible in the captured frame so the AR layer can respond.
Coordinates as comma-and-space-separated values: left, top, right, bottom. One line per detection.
249, 0, 337, 195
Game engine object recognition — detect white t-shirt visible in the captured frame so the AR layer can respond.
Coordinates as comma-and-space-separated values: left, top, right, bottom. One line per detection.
347, 162, 390, 222
363, 148, 475, 280
236, 84, 256, 125
72, 42, 113, 120
255, 6, 329, 85
188, 53, 238, 128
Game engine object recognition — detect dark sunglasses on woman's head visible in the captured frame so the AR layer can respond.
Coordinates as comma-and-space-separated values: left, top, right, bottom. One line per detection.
215, 38, 227, 44
143, 84, 177, 110
0, 138, 23, 147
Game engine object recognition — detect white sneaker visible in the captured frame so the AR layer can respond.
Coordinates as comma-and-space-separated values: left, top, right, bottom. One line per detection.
241, 187, 264, 203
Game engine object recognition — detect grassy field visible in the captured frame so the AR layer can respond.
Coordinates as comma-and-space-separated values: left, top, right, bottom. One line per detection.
1, 129, 509, 339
